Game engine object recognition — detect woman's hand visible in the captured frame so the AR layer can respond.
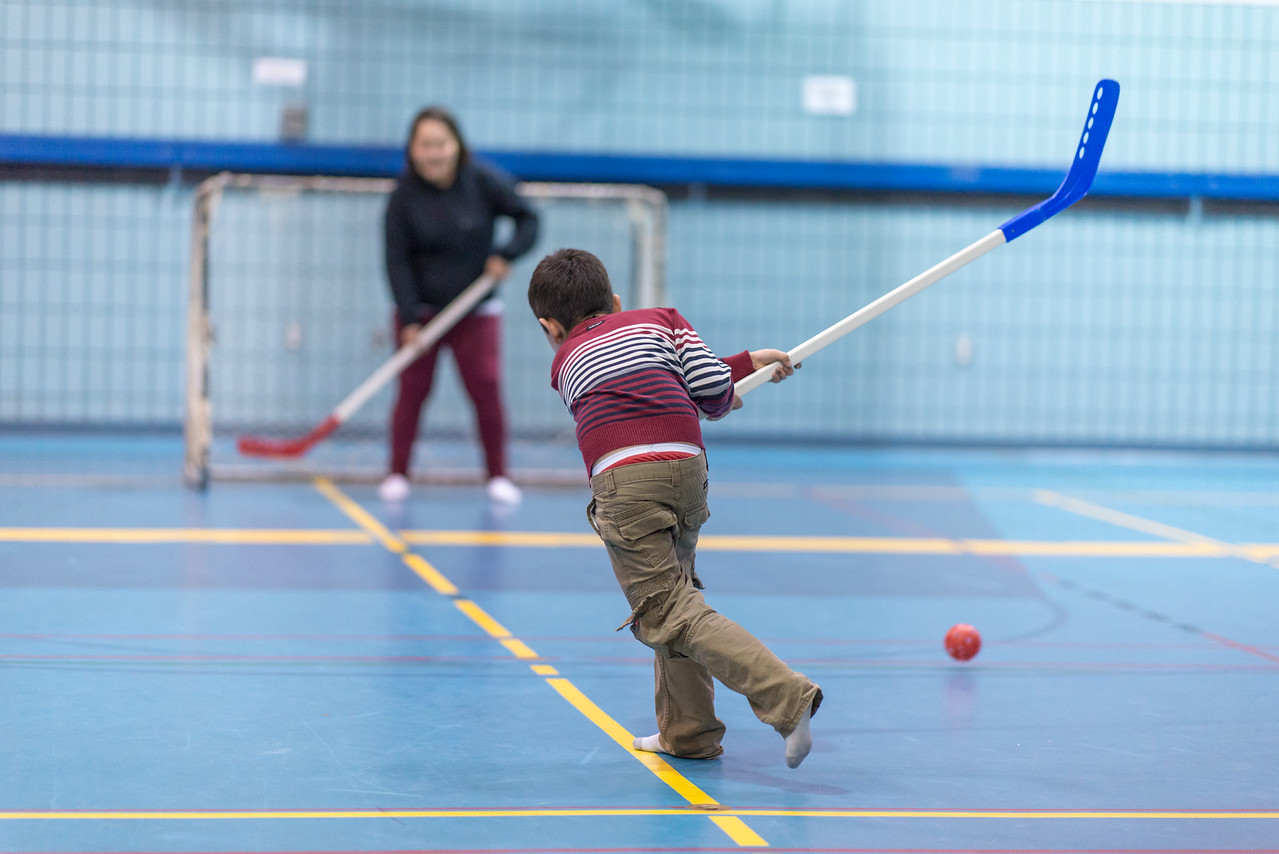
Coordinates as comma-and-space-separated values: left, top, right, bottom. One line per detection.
400, 323, 422, 348
484, 255, 511, 282
749, 348, 800, 383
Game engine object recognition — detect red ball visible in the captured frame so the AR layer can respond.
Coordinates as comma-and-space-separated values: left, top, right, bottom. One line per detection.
945, 623, 981, 661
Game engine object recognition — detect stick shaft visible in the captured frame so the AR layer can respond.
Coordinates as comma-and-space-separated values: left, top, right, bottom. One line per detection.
735, 230, 1005, 396
333, 275, 497, 421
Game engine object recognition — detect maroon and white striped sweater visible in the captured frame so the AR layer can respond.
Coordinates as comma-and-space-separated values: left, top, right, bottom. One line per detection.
550, 308, 754, 474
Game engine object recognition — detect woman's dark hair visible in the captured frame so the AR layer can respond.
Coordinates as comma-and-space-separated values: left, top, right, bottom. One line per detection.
528, 249, 614, 332
405, 105, 469, 168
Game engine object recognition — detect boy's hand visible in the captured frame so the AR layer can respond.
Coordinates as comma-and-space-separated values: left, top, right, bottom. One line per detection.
749, 348, 800, 383
731, 393, 743, 411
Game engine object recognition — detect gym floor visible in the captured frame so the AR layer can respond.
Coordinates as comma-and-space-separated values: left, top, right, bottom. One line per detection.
2, 436, 1277, 853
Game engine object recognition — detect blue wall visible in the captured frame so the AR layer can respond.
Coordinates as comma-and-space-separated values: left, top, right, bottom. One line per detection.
2, 1, 1278, 446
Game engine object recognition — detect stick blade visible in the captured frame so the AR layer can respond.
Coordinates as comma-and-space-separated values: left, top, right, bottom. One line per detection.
999, 79, 1120, 242
1059, 78, 1119, 204
236, 415, 340, 458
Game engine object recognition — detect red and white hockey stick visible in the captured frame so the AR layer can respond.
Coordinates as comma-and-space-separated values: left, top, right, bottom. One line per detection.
237, 274, 498, 458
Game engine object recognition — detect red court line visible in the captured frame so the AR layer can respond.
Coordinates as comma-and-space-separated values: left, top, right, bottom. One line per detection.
16, 805, 1279, 814
561, 656, 1279, 672
0, 632, 496, 641
6, 633, 1275, 652
1201, 632, 1279, 665
0, 654, 523, 663
4, 653, 1275, 672
20, 848, 1279, 854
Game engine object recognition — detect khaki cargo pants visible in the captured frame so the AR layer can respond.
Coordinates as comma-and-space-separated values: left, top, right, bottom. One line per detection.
588, 453, 821, 759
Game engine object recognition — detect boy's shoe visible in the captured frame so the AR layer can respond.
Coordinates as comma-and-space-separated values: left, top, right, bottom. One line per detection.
378, 474, 411, 502
487, 476, 522, 505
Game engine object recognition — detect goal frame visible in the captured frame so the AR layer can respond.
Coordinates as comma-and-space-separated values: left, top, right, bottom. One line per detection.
183, 171, 667, 488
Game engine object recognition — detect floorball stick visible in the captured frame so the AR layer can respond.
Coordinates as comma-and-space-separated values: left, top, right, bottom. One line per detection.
736, 79, 1119, 397
237, 274, 498, 457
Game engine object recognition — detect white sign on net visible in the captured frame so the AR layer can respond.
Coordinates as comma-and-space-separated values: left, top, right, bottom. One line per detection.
252, 57, 308, 87
802, 75, 856, 116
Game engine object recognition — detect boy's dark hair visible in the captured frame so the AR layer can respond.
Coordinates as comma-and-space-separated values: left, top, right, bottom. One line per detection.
405, 105, 470, 169
528, 248, 614, 332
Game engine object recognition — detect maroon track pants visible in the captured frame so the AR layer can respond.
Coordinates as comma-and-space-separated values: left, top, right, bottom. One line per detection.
389, 311, 507, 479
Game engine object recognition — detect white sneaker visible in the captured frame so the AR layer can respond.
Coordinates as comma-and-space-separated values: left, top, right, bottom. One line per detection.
486, 476, 522, 505
378, 473, 411, 502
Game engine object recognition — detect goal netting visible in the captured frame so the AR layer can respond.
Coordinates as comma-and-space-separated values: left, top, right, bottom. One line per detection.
183, 172, 666, 488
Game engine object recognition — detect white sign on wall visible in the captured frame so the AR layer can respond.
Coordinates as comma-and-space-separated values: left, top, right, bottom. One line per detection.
253, 57, 308, 87
803, 75, 856, 116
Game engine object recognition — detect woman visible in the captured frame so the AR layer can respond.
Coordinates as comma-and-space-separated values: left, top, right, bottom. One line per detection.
381, 106, 539, 504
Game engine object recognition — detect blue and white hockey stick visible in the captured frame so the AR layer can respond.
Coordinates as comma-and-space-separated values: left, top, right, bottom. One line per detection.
736, 79, 1119, 396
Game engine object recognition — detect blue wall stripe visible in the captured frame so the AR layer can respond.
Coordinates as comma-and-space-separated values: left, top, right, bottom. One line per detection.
3, 134, 1278, 202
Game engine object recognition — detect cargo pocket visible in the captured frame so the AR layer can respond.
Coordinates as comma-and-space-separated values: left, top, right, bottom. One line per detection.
682, 503, 710, 530
615, 506, 678, 542
678, 503, 710, 590
586, 498, 601, 536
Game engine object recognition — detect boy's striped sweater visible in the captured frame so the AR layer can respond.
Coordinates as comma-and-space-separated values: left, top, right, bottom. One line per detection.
550, 308, 754, 474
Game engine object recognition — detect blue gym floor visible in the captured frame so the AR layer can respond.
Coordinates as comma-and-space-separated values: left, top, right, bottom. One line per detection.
2, 437, 1278, 853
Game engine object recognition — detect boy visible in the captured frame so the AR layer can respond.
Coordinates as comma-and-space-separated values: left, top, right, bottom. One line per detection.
528, 248, 821, 768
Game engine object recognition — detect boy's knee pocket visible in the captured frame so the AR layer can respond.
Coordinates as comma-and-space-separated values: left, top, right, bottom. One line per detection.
616, 576, 678, 635
621, 577, 708, 653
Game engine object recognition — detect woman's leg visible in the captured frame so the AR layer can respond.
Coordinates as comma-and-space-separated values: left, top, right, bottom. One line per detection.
389, 319, 442, 477
448, 313, 507, 479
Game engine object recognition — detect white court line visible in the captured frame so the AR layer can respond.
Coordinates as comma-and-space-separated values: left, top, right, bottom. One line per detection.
1033, 489, 1278, 569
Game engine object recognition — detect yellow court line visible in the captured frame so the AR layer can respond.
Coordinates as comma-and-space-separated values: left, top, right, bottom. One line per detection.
3, 525, 1276, 559
401, 553, 459, 595
709, 815, 769, 845
454, 599, 513, 639
543, 679, 717, 807
501, 638, 540, 659
313, 478, 406, 553
401, 528, 1279, 558
406, 530, 602, 548
308, 479, 761, 848
4, 807, 1276, 820
0, 527, 372, 545
530, 664, 559, 676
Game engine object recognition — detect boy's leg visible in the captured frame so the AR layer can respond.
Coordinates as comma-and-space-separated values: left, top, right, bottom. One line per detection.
590, 457, 820, 755
652, 574, 820, 739
649, 492, 724, 757
651, 649, 725, 758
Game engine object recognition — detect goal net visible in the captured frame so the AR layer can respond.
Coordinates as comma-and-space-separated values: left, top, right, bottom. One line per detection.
183, 172, 666, 488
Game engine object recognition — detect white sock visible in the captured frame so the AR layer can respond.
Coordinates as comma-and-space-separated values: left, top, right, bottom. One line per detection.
632, 733, 665, 753
784, 709, 813, 768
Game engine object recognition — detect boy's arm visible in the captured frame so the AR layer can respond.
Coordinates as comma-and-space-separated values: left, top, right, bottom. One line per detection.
722, 350, 755, 383
669, 311, 799, 419
669, 311, 736, 420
